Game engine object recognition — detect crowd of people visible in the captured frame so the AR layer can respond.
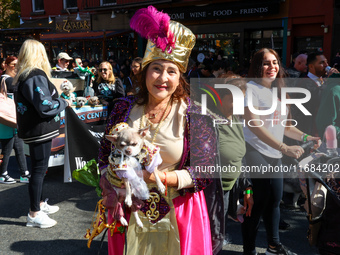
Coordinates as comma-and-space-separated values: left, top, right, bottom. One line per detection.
2, 4, 340, 255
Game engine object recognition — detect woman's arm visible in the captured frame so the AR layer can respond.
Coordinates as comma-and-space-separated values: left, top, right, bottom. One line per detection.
244, 106, 304, 158
284, 126, 321, 149
21, 73, 69, 117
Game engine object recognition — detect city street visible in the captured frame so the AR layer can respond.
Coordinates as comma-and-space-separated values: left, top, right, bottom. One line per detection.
0, 155, 319, 255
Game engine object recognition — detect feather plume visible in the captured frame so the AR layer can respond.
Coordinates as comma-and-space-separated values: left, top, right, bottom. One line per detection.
130, 6, 176, 53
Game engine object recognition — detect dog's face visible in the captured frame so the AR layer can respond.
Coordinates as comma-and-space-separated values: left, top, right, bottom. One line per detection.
106, 127, 149, 157
76, 97, 87, 107
60, 80, 74, 93
88, 96, 99, 106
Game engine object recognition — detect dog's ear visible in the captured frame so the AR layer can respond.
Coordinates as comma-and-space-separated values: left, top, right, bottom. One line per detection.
139, 126, 150, 137
105, 134, 118, 143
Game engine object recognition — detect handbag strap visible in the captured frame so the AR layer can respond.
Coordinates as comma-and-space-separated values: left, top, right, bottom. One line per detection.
0, 75, 9, 97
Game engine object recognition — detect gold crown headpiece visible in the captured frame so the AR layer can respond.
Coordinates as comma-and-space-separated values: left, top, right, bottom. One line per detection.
109, 122, 129, 136
130, 6, 196, 73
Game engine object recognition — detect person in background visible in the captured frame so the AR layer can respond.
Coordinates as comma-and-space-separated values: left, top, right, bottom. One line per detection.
99, 6, 218, 255
292, 52, 339, 137
212, 60, 226, 78
0, 58, 5, 75
70, 57, 83, 71
125, 57, 143, 95
316, 72, 340, 141
54, 52, 73, 71
119, 68, 130, 92
108, 57, 120, 74
241, 48, 321, 255
205, 77, 253, 253
0, 56, 30, 184
92, 61, 125, 115
285, 54, 308, 78
13, 39, 72, 228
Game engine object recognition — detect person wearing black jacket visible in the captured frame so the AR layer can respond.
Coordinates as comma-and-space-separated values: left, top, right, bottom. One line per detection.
92, 61, 125, 115
14, 39, 71, 229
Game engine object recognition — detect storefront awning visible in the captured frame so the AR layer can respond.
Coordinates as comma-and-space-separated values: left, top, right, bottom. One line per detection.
40, 30, 130, 41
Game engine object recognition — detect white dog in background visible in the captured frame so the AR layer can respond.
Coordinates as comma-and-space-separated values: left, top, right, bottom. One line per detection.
60, 79, 77, 103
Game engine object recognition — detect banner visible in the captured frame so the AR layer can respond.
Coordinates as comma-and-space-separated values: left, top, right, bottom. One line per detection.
63, 106, 107, 182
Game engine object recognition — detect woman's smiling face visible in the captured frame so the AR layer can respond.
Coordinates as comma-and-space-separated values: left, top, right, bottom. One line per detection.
145, 60, 180, 103
262, 52, 279, 85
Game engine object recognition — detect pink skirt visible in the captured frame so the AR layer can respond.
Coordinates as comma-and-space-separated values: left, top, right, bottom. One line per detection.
107, 190, 212, 255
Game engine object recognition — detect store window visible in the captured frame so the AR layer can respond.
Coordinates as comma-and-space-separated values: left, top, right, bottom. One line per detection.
101, 0, 117, 5
32, 0, 44, 12
193, 33, 241, 70
51, 42, 68, 66
64, 0, 77, 9
106, 33, 135, 62
294, 37, 323, 53
84, 41, 102, 64
244, 29, 283, 66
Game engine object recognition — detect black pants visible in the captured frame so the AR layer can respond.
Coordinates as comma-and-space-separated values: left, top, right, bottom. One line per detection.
0, 133, 28, 176
28, 140, 52, 212
242, 143, 283, 255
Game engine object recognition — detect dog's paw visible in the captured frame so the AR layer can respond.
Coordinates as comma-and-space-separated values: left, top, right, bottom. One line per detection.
120, 217, 128, 226
125, 197, 132, 207
158, 183, 166, 195
135, 218, 144, 228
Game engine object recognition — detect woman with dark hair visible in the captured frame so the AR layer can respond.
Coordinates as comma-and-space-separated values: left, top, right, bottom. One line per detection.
241, 48, 321, 255
92, 61, 125, 115
125, 57, 143, 95
98, 6, 217, 255
0, 56, 30, 184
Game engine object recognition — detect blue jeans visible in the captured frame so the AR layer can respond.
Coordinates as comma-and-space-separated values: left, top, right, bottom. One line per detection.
0, 133, 28, 176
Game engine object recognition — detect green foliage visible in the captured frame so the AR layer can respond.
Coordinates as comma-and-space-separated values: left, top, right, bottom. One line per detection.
72, 158, 102, 197
0, 0, 21, 29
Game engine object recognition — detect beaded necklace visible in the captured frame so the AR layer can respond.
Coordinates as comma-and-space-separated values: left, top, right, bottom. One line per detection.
140, 98, 172, 144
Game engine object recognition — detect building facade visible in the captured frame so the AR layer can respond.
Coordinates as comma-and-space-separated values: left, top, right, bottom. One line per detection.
3, 0, 337, 69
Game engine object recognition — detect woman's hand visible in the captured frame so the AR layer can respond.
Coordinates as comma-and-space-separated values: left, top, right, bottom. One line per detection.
282, 144, 305, 159
306, 135, 322, 150
244, 189, 254, 217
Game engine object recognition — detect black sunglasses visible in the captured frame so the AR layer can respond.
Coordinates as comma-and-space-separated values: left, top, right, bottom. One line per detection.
99, 68, 108, 72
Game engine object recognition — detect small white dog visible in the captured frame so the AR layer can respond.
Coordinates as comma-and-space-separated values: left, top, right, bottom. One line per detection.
76, 97, 87, 107
105, 122, 165, 228
60, 79, 76, 103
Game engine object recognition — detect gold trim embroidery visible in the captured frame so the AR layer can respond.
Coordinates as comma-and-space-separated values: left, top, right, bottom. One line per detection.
145, 192, 160, 221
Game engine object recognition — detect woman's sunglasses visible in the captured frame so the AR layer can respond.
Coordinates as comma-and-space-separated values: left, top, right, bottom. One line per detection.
99, 68, 108, 72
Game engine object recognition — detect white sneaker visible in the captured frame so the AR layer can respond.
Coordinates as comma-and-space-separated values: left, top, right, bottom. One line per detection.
40, 199, 59, 215
26, 211, 57, 228
0, 174, 16, 184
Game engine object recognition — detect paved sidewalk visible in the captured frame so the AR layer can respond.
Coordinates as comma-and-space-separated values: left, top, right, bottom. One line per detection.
0, 160, 108, 255
1, 155, 320, 255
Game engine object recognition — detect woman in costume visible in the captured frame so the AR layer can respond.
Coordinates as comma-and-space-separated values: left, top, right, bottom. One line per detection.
241, 48, 321, 255
98, 6, 217, 255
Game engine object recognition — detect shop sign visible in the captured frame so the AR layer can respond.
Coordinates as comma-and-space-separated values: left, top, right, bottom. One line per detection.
55, 14, 91, 33
166, 2, 280, 21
